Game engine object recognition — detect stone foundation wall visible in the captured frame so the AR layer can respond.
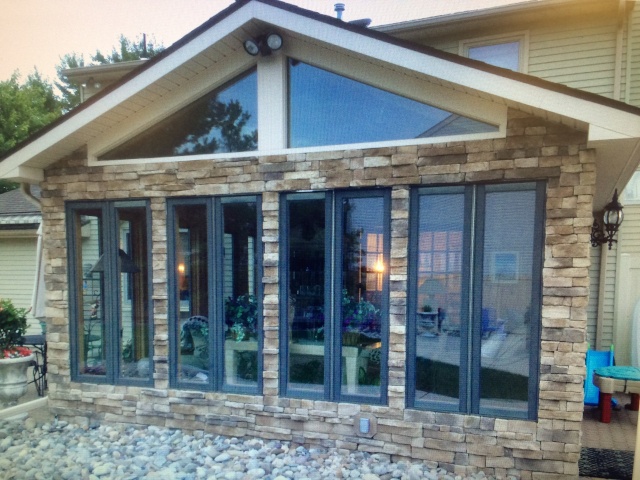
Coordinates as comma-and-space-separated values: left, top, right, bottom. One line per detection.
40, 109, 594, 479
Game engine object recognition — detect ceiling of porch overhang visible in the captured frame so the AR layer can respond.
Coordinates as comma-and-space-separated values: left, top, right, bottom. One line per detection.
1, 0, 639, 212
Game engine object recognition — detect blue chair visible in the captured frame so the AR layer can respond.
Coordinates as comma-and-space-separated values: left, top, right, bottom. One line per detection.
584, 345, 616, 406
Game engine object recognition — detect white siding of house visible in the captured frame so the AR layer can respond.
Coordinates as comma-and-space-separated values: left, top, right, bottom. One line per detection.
421, 16, 619, 98
587, 246, 600, 346
600, 243, 618, 351
0, 232, 40, 335
528, 22, 617, 97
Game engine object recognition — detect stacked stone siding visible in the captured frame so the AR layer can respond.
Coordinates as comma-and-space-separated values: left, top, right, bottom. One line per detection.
40, 109, 593, 479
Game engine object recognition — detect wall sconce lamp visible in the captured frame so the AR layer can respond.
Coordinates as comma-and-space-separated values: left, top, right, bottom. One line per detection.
591, 189, 624, 250
243, 32, 283, 56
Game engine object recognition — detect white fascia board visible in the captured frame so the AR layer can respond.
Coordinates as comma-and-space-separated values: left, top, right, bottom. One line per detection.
253, 3, 640, 139
589, 124, 638, 142
0, 164, 44, 183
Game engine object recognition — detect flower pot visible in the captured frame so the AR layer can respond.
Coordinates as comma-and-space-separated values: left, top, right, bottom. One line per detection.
0, 354, 34, 407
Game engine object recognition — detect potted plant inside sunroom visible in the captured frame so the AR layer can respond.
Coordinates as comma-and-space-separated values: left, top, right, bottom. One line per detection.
0, 299, 33, 407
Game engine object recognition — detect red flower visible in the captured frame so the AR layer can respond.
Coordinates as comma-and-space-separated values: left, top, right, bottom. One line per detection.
1, 346, 32, 359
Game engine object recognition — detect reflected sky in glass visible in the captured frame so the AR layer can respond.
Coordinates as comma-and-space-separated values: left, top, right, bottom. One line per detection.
289, 60, 495, 148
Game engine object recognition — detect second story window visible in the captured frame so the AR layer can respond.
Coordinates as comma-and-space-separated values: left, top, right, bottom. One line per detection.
461, 34, 527, 72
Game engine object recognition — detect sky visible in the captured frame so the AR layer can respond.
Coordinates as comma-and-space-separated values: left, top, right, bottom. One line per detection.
0, 0, 533, 83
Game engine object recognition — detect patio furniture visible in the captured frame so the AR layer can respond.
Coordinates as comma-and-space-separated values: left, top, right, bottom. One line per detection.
19, 334, 47, 396
584, 346, 615, 406
593, 365, 640, 423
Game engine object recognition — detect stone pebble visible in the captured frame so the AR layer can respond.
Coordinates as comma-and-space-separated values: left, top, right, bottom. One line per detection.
0, 417, 513, 480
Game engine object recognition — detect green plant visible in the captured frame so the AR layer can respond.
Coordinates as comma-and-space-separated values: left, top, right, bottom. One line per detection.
0, 299, 30, 358
225, 294, 258, 342
422, 304, 433, 313
341, 289, 380, 336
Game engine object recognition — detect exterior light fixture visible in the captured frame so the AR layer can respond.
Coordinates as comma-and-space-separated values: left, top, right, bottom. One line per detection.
243, 32, 283, 56
590, 189, 624, 250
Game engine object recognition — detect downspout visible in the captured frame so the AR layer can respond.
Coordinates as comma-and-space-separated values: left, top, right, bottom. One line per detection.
624, 0, 636, 104
20, 183, 41, 207
613, 0, 627, 101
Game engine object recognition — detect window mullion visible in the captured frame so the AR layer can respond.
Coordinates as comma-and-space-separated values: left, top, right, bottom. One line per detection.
469, 185, 485, 415
105, 203, 120, 384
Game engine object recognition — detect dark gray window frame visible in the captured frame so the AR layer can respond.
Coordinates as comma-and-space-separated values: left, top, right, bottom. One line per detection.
279, 189, 390, 405
167, 195, 263, 394
406, 182, 545, 420
66, 199, 154, 386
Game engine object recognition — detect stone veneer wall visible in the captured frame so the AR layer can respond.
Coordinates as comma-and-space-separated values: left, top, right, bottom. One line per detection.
40, 109, 594, 479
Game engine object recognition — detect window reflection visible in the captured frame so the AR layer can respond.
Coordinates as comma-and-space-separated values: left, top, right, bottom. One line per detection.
289, 60, 497, 148
222, 201, 259, 388
414, 193, 465, 410
286, 198, 326, 393
479, 189, 536, 415
341, 197, 384, 397
174, 204, 209, 383
117, 207, 150, 379
100, 70, 258, 160
76, 211, 106, 376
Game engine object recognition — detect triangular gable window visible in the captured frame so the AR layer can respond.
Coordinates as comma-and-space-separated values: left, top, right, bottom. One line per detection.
99, 69, 257, 160
288, 60, 497, 148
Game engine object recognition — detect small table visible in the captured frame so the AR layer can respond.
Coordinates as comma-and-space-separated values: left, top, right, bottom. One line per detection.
593, 366, 640, 423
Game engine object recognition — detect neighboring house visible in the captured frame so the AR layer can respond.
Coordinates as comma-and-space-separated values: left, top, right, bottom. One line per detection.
0, 186, 42, 335
2, 0, 640, 477
378, 0, 640, 365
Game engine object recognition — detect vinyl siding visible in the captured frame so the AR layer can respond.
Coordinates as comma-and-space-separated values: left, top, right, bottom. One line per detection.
421, 17, 619, 98
600, 243, 617, 350
587, 246, 600, 346
0, 233, 41, 335
528, 23, 617, 97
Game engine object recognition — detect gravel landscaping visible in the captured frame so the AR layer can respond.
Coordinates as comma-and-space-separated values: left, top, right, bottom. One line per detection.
0, 416, 511, 480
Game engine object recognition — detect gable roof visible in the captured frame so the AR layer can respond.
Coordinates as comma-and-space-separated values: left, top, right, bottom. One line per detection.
0, 186, 41, 228
1, 0, 639, 210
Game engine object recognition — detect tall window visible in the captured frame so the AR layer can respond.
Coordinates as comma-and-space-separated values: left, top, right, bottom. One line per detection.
407, 183, 544, 419
67, 201, 152, 384
99, 69, 258, 160
280, 190, 390, 404
288, 60, 497, 148
168, 196, 262, 393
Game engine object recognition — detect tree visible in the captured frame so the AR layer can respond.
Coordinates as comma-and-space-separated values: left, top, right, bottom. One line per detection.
0, 71, 62, 192
56, 34, 164, 112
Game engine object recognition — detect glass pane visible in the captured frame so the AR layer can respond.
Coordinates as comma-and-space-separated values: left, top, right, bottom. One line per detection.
479, 189, 536, 416
468, 41, 520, 71
287, 198, 326, 393
117, 207, 150, 379
341, 196, 385, 397
414, 193, 464, 409
75, 210, 106, 376
100, 70, 258, 160
174, 204, 210, 383
223, 201, 259, 387
289, 60, 497, 148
